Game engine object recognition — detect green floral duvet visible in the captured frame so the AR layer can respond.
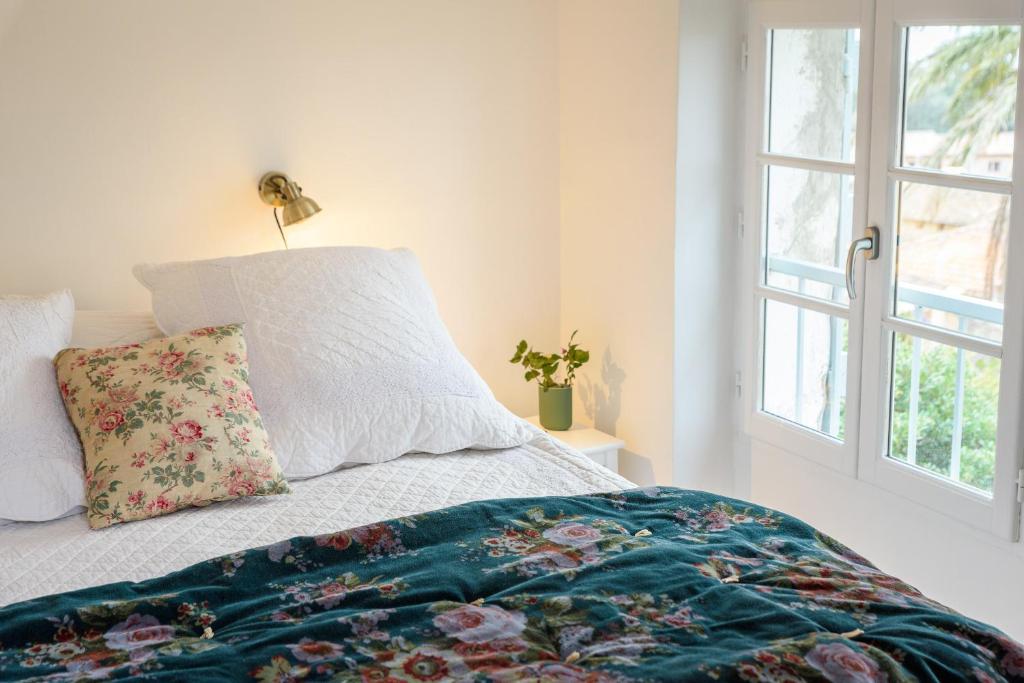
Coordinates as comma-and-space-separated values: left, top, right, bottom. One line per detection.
1, 487, 1021, 681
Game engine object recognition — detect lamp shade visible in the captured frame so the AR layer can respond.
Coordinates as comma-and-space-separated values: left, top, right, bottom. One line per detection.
258, 171, 323, 248
281, 195, 322, 227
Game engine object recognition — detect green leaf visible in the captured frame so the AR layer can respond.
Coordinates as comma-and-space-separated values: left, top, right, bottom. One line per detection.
526, 353, 548, 370
568, 348, 589, 364
509, 340, 528, 363
516, 332, 588, 386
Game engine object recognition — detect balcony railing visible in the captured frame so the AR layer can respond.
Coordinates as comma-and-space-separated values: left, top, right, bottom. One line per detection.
767, 255, 1003, 483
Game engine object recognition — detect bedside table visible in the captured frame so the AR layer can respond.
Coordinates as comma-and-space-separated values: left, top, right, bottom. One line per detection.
525, 416, 625, 473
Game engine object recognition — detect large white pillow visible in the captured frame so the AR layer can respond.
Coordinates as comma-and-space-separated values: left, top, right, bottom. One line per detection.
133, 247, 531, 477
0, 290, 85, 521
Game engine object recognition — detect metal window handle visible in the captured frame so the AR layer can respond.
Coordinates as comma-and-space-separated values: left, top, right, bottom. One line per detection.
845, 226, 880, 300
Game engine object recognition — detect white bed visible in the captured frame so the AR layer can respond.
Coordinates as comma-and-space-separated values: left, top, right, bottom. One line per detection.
0, 433, 631, 606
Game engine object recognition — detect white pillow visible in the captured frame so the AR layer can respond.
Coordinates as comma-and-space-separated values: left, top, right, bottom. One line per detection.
0, 290, 85, 521
133, 247, 531, 477
71, 310, 163, 348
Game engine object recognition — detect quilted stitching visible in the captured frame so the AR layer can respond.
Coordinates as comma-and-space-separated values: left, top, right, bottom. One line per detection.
0, 291, 84, 522
0, 435, 631, 605
133, 248, 534, 478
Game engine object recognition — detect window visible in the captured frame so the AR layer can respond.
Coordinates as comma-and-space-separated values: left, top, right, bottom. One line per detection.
759, 27, 859, 445
744, 0, 1024, 539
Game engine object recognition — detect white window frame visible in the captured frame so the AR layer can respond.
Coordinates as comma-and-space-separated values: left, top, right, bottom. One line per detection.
741, 0, 875, 478
857, 0, 1024, 538
742, 0, 1024, 540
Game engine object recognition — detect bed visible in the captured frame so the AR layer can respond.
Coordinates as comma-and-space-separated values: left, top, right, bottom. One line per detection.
0, 434, 629, 605
2, 250, 1022, 681
2, 468, 1023, 681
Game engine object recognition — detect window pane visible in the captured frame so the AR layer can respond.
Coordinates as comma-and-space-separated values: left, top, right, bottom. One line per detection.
768, 28, 860, 161
888, 333, 1000, 494
894, 183, 1008, 342
762, 299, 847, 439
901, 25, 1020, 179
765, 166, 853, 304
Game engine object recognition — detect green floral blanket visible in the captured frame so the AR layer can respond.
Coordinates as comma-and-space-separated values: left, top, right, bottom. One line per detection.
1, 487, 1021, 681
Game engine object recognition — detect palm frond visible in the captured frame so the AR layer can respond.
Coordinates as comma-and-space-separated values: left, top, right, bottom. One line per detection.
907, 27, 1019, 166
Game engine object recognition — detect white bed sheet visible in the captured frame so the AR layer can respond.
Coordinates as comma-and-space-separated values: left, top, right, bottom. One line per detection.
0, 434, 632, 606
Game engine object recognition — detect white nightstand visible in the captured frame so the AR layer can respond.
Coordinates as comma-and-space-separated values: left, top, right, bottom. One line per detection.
526, 416, 625, 473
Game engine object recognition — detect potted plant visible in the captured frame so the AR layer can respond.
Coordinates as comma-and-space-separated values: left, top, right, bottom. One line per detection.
510, 331, 589, 431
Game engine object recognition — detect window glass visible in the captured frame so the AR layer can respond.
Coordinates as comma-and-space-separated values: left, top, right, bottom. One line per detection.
768, 29, 860, 161
763, 299, 848, 439
894, 183, 1008, 342
901, 26, 1020, 179
765, 166, 853, 304
889, 333, 1000, 494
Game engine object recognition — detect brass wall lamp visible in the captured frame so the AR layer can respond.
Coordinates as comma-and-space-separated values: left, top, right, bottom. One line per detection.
258, 171, 322, 248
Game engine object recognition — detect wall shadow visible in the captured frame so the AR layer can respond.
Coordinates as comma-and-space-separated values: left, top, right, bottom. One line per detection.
579, 347, 625, 435
578, 346, 657, 486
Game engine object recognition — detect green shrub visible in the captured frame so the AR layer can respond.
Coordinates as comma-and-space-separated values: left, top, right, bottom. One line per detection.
890, 337, 1000, 491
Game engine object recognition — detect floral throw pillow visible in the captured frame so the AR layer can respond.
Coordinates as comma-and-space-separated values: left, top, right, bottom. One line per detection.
54, 324, 289, 529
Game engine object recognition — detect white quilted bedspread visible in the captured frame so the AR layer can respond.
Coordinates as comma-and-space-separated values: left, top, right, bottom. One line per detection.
0, 435, 631, 606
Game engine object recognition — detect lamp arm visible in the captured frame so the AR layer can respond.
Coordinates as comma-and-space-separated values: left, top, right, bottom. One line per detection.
273, 207, 289, 249
258, 170, 320, 249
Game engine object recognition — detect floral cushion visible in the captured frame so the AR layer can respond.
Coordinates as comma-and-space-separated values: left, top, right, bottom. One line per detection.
54, 324, 289, 529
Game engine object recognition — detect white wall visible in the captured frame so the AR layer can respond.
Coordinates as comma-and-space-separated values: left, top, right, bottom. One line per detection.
674, 0, 743, 495
0, 0, 560, 416
0, 0, 690, 483
558, 0, 681, 485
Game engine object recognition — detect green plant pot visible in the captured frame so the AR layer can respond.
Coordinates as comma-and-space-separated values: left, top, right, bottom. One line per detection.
539, 385, 572, 431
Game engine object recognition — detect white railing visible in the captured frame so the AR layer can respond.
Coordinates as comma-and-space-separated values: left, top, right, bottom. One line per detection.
768, 255, 1003, 481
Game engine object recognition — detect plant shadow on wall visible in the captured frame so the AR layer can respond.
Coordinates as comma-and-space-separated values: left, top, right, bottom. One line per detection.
579, 349, 656, 485
579, 348, 625, 438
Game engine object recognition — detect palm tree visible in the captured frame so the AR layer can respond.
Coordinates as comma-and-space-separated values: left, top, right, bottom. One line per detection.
908, 27, 1018, 300
908, 26, 1019, 167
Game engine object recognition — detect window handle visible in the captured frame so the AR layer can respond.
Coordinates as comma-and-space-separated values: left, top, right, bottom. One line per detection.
845, 226, 880, 300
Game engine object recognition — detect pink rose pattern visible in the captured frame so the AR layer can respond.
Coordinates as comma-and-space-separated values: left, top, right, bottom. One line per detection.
2, 488, 1022, 681
169, 420, 204, 444
542, 521, 604, 548
674, 501, 781, 542
3, 604, 214, 679
54, 323, 288, 528
103, 614, 175, 651
286, 638, 345, 663
804, 642, 886, 682
432, 605, 526, 644
466, 507, 650, 581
